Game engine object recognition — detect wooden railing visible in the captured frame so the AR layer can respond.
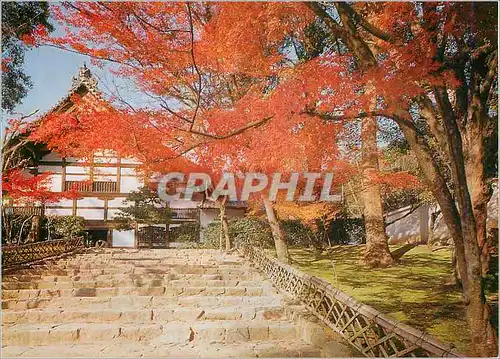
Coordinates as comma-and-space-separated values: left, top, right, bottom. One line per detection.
65, 181, 117, 193
2, 237, 85, 269
239, 243, 465, 358
171, 208, 198, 220
3, 206, 45, 216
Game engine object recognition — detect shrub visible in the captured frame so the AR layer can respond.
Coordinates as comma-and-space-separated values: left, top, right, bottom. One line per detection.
329, 217, 366, 244
169, 222, 200, 242
202, 217, 273, 249
47, 215, 86, 239
2, 213, 49, 244
201, 216, 364, 249
281, 219, 318, 247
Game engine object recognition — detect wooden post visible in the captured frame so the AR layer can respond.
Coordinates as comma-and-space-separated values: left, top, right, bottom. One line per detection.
165, 224, 170, 248
134, 223, 138, 249
61, 158, 67, 191
107, 228, 112, 248
116, 157, 121, 193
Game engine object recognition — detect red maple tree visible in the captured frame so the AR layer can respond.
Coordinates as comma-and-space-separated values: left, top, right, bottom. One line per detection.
30, 3, 498, 354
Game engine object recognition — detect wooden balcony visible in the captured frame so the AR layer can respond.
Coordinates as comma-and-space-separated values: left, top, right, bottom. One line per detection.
170, 208, 198, 221
3, 206, 45, 216
65, 181, 118, 193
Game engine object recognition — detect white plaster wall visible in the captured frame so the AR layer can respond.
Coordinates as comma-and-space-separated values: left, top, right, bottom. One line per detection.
112, 229, 135, 247
386, 206, 429, 244
77, 208, 105, 220
386, 183, 498, 245
107, 209, 121, 220
121, 168, 137, 176
45, 208, 73, 216
94, 167, 117, 175
93, 175, 117, 182
94, 157, 118, 164
77, 197, 104, 207
66, 174, 90, 181
199, 209, 218, 242
120, 157, 141, 164
120, 176, 142, 193
107, 198, 129, 207
46, 174, 63, 192
47, 198, 73, 207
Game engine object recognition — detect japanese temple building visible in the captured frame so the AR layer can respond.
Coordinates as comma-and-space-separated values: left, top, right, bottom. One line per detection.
28, 65, 245, 247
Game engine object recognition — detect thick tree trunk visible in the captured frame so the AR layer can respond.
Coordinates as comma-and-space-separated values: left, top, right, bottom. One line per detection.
309, 2, 390, 268
397, 115, 498, 357
263, 198, 290, 263
434, 88, 497, 356
360, 117, 393, 267
464, 109, 493, 276
309, 4, 497, 354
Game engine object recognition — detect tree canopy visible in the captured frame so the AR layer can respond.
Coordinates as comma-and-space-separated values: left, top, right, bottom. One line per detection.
21, 3, 499, 355
1, 1, 53, 112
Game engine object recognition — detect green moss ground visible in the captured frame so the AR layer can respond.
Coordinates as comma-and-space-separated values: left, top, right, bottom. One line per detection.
281, 246, 470, 353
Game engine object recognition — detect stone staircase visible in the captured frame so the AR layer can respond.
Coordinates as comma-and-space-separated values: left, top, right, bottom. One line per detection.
1, 249, 353, 357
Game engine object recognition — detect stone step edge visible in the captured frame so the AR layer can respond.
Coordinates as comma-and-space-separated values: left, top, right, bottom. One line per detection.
2, 321, 300, 346
0, 339, 324, 358
2, 305, 287, 324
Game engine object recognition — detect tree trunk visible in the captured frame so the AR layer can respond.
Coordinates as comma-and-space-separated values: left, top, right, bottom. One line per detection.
222, 216, 230, 251
448, 246, 461, 286
397, 115, 498, 357
29, 215, 41, 243
360, 117, 393, 267
428, 208, 440, 246
219, 219, 223, 251
219, 197, 230, 252
263, 198, 290, 263
464, 110, 493, 276
309, 2, 391, 268
308, 3, 497, 353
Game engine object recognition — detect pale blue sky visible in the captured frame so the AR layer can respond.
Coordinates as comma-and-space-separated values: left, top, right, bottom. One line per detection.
13, 45, 91, 116
11, 43, 160, 119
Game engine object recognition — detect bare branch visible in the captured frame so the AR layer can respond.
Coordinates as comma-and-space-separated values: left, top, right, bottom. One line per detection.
337, 2, 395, 43
186, 3, 203, 130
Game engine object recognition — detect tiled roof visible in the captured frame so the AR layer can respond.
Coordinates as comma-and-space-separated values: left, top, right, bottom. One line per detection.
40, 63, 102, 119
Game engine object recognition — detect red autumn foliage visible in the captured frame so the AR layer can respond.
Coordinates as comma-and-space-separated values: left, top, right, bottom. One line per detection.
32, 2, 489, 194
3, 169, 79, 203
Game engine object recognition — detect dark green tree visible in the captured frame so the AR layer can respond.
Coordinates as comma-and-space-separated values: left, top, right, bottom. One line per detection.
2, 1, 53, 112
114, 186, 172, 230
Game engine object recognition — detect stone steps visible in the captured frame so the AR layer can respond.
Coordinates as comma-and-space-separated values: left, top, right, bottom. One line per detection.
1, 340, 323, 358
3, 294, 285, 311
2, 272, 260, 283
2, 278, 265, 290
2, 285, 272, 300
3, 320, 298, 346
2, 248, 353, 357
6, 266, 252, 277
2, 306, 286, 325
